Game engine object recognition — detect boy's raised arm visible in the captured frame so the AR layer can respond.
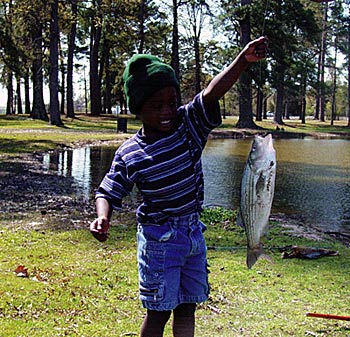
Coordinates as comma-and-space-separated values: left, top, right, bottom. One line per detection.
203, 36, 268, 109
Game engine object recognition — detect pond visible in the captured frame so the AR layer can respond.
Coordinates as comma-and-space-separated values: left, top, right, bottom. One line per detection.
42, 138, 350, 234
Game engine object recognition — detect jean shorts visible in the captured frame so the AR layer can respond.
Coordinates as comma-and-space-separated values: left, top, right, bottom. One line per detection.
136, 213, 210, 311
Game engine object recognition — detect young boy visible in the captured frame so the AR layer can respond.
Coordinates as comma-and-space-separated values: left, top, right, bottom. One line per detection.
90, 36, 267, 337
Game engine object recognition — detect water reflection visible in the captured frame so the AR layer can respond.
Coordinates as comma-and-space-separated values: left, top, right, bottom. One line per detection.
203, 138, 350, 234
43, 146, 117, 199
42, 138, 350, 234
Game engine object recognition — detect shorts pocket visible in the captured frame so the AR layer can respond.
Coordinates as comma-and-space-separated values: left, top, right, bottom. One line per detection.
139, 283, 165, 303
138, 241, 166, 303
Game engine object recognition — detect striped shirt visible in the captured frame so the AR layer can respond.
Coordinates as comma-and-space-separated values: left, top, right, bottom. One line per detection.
96, 92, 221, 224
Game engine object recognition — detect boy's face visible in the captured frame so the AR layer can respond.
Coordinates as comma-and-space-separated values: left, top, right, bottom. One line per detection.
139, 86, 178, 138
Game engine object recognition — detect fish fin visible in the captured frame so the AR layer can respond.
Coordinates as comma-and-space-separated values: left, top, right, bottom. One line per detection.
246, 247, 273, 269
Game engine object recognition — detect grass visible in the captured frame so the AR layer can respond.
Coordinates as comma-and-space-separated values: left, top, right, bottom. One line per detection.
0, 114, 349, 336
0, 208, 349, 337
0, 114, 141, 155
0, 114, 349, 156
220, 116, 350, 136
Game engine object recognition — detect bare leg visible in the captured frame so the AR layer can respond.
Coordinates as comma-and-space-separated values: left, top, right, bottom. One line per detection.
172, 303, 196, 337
140, 309, 171, 337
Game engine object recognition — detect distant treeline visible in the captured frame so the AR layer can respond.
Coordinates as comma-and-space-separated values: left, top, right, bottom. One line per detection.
0, 0, 349, 128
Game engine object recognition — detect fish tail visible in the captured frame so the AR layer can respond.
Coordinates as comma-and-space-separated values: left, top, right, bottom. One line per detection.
246, 246, 273, 269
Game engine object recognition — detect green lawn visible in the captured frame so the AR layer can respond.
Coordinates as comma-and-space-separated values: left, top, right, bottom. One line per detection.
0, 208, 349, 337
0, 114, 349, 336
0, 114, 349, 156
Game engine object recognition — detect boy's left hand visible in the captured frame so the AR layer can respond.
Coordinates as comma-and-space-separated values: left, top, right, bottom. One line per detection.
243, 36, 268, 63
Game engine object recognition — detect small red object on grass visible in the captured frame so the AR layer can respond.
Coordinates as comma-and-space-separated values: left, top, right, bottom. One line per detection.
306, 312, 350, 321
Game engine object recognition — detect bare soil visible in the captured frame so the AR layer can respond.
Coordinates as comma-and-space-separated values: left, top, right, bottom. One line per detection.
0, 151, 136, 232
0, 139, 348, 246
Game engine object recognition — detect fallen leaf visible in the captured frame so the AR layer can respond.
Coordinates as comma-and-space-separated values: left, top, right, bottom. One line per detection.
15, 265, 29, 278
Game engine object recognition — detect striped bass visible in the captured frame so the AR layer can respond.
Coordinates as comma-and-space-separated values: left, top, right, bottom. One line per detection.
239, 134, 276, 269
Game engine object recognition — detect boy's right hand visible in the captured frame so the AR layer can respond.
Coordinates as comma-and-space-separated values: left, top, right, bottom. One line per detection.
90, 216, 110, 242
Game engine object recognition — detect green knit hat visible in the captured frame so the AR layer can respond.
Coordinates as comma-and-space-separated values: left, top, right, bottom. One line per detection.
122, 54, 179, 115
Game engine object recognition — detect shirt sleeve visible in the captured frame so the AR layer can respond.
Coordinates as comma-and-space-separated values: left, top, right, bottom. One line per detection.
95, 152, 134, 210
181, 91, 222, 148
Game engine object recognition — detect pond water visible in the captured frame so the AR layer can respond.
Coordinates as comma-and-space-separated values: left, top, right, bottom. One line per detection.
42, 138, 350, 234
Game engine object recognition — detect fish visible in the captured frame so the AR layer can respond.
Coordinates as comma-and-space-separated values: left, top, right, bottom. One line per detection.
238, 134, 276, 269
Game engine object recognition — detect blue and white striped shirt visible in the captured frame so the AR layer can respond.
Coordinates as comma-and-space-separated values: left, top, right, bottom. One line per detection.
96, 92, 221, 224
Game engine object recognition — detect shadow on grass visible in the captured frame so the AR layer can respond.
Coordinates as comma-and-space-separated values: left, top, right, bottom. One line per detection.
0, 137, 66, 155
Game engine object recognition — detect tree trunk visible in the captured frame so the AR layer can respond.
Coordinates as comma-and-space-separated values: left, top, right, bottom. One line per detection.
194, 36, 201, 93
301, 75, 306, 124
330, 35, 337, 126
236, 0, 257, 129
186, 1, 204, 94
24, 69, 31, 115
284, 101, 289, 120
16, 76, 23, 114
255, 87, 263, 121
60, 62, 65, 115
66, 0, 77, 118
60, 40, 65, 115
314, 50, 321, 119
49, 0, 63, 126
319, 2, 328, 122
275, 73, 285, 125
103, 25, 112, 114
6, 71, 14, 115
171, 0, 181, 105
31, 22, 48, 121
90, 0, 103, 116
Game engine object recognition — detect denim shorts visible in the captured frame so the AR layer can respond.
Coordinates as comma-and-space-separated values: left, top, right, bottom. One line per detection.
136, 213, 210, 311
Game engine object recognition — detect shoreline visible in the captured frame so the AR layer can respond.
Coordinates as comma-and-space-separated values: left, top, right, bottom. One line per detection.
1, 124, 349, 246
1, 147, 349, 247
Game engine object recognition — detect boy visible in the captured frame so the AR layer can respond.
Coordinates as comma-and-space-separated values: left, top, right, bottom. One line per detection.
90, 36, 267, 337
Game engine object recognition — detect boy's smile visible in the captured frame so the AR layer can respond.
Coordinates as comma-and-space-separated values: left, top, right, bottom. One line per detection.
139, 86, 178, 138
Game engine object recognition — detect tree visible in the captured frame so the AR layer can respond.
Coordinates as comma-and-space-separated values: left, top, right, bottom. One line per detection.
138, 0, 146, 53
89, 0, 103, 116
184, 0, 212, 94
16, 76, 23, 114
6, 71, 14, 115
31, 11, 49, 121
236, 0, 256, 128
171, 0, 181, 86
49, 0, 63, 126
0, 0, 28, 115
337, 0, 350, 127
66, 0, 78, 118
318, 1, 329, 122
260, 0, 320, 124
216, 0, 263, 128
